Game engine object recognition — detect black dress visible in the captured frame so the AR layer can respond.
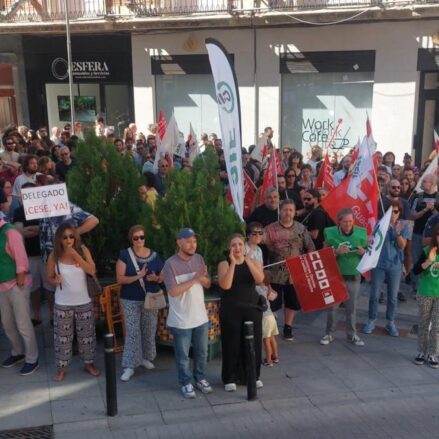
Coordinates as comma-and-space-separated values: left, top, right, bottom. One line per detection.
220, 260, 262, 385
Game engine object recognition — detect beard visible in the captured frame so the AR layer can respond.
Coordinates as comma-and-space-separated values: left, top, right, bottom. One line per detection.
180, 248, 196, 257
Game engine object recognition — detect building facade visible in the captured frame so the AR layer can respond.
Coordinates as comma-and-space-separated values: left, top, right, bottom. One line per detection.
0, 0, 438, 163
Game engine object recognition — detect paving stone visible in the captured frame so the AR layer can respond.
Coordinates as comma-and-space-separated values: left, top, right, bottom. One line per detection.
51, 396, 106, 424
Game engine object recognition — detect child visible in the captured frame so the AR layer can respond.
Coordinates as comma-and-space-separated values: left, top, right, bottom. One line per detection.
256, 271, 279, 366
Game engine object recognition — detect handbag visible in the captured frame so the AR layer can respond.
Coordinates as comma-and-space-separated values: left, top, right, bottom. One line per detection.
86, 274, 103, 298
127, 247, 167, 310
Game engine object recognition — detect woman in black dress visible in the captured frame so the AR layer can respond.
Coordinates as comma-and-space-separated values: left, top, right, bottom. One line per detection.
217, 234, 265, 392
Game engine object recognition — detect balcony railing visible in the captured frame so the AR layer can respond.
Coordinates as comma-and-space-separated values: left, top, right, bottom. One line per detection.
0, 0, 437, 23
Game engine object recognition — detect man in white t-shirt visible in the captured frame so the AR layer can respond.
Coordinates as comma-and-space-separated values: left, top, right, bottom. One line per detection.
162, 228, 213, 399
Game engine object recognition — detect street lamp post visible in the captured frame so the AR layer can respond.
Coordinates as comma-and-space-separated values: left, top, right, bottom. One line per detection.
64, 0, 74, 129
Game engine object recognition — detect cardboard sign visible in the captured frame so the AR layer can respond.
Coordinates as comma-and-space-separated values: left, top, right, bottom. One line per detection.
22, 183, 70, 220
285, 247, 348, 313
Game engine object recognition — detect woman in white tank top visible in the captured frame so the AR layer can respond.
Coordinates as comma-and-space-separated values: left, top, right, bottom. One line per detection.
47, 223, 100, 382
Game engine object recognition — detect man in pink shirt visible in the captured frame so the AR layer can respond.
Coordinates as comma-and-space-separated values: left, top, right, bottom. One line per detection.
0, 218, 39, 375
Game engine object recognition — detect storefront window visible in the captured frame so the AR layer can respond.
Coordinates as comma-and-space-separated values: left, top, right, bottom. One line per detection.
155, 74, 220, 138
281, 72, 374, 155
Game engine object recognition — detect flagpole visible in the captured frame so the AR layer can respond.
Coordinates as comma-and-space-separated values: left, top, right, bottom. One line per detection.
321, 118, 343, 189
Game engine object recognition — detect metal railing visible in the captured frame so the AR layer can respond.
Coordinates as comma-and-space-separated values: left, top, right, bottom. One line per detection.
0, 0, 437, 23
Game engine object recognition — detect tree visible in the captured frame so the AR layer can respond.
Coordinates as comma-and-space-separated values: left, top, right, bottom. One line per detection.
142, 149, 243, 274
67, 132, 148, 275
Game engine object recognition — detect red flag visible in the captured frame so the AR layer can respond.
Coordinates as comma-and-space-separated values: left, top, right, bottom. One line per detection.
260, 152, 279, 204
226, 171, 256, 218
157, 110, 167, 141
285, 248, 348, 313
321, 135, 378, 235
315, 153, 334, 190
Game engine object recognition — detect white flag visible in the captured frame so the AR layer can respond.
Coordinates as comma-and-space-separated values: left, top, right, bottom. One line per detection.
357, 207, 392, 274
414, 155, 439, 193
153, 114, 179, 170
206, 38, 244, 221
188, 123, 199, 164
250, 133, 268, 163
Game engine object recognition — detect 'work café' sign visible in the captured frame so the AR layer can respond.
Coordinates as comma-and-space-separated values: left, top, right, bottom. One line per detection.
22, 184, 70, 220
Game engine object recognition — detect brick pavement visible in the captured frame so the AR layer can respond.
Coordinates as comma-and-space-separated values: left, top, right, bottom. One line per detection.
1, 281, 438, 438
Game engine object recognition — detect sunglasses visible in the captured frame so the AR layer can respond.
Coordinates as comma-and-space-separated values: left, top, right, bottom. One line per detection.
250, 231, 263, 236
303, 197, 313, 201
391, 186, 401, 189
392, 210, 400, 214
63, 234, 75, 240
132, 235, 145, 241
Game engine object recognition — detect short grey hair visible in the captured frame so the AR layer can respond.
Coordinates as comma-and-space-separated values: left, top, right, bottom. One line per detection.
337, 208, 353, 222
264, 186, 279, 199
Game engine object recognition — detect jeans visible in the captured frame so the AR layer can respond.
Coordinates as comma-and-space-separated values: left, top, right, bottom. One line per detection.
326, 279, 360, 338
369, 266, 402, 322
410, 233, 424, 292
169, 322, 208, 386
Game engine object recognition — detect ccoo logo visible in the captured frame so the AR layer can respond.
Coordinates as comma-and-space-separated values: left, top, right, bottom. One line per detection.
216, 81, 234, 114
51, 57, 69, 80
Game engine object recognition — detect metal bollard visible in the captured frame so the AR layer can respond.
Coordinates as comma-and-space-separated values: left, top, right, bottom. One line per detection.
104, 333, 118, 416
244, 321, 257, 401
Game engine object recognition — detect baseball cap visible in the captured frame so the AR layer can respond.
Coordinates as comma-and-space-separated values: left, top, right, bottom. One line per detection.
177, 228, 198, 239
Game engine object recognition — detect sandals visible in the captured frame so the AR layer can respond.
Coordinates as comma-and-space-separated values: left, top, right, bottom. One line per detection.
84, 363, 100, 377
262, 359, 273, 367
53, 369, 65, 382
272, 357, 280, 364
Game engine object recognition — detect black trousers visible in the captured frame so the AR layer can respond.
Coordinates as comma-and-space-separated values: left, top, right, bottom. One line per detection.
220, 302, 262, 385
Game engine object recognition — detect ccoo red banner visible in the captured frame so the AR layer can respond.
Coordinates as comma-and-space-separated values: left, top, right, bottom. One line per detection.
285, 247, 348, 313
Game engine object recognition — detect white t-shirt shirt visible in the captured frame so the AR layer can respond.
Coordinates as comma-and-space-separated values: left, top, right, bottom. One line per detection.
163, 253, 208, 329
55, 262, 90, 306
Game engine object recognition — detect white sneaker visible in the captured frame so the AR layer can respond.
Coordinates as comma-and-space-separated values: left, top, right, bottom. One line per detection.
224, 383, 237, 392
256, 380, 263, 389
142, 359, 155, 370
320, 334, 334, 345
181, 383, 196, 398
194, 379, 213, 394
350, 334, 365, 347
120, 368, 134, 382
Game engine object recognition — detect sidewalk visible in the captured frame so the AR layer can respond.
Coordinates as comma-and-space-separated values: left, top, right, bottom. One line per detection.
1, 281, 439, 439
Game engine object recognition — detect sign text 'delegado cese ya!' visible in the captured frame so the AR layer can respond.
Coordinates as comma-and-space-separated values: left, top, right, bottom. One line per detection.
22, 183, 70, 220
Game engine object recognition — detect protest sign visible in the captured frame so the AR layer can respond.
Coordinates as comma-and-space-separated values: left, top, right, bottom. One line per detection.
22, 183, 70, 220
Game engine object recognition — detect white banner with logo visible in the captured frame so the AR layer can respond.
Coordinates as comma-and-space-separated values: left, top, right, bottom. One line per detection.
357, 206, 392, 274
206, 38, 244, 221
22, 183, 70, 220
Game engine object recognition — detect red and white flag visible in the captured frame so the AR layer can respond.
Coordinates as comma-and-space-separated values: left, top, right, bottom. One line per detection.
226, 171, 257, 218
157, 111, 167, 141
188, 123, 199, 165
315, 153, 334, 190
435, 129, 439, 154
259, 150, 283, 204
154, 113, 180, 170
321, 128, 378, 235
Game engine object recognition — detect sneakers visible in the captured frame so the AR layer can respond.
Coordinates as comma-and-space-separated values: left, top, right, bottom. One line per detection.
319, 334, 334, 345
350, 334, 365, 347
283, 325, 294, 341
386, 322, 399, 337
362, 321, 375, 334
256, 380, 263, 389
427, 355, 439, 369
2, 354, 25, 368
141, 359, 155, 370
397, 293, 407, 303
20, 361, 39, 376
194, 379, 213, 394
224, 383, 237, 392
414, 352, 426, 365
181, 383, 196, 398
120, 368, 134, 382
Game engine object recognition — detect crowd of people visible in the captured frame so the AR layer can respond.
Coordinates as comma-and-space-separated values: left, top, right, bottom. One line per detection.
0, 119, 438, 399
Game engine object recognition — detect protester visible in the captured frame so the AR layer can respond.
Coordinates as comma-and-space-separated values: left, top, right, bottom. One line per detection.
413, 224, 439, 369
217, 233, 264, 391
155, 158, 169, 196
320, 208, 367, 347
247, 187, 279, 226
363, 201, 409, 337
256, 271, 279, 367
287, 151, 303, 177
12, 154, 39, 199
116, 225, 164, 382
307, 145, 323, 176
0, 218, 39, 375
245, 222, 264, 263
265, 199, 315, 340
333, 154, 352, 186
162, 228, 213, 398
55, 146, 77, 182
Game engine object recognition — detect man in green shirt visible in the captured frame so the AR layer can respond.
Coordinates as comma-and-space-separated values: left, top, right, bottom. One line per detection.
321, 208, 368, 347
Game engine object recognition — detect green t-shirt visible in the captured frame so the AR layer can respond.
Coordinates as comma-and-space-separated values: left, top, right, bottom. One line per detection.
419, 246, 439, 298
324, 226, 368, 275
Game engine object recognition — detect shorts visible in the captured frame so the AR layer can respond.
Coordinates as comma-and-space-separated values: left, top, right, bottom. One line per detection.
29, 256, 43, 291
270, 283, 301, 311
262, 314, 279, 338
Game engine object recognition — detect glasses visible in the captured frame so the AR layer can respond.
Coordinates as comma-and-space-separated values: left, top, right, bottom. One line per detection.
250, 231, 263, 236
287, 174, 296, 178
391, 186, 401, 190
132, 235, 145, 241
303, 197, 313, 201
63, 234, 75, 240
392, 210, 400, 214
